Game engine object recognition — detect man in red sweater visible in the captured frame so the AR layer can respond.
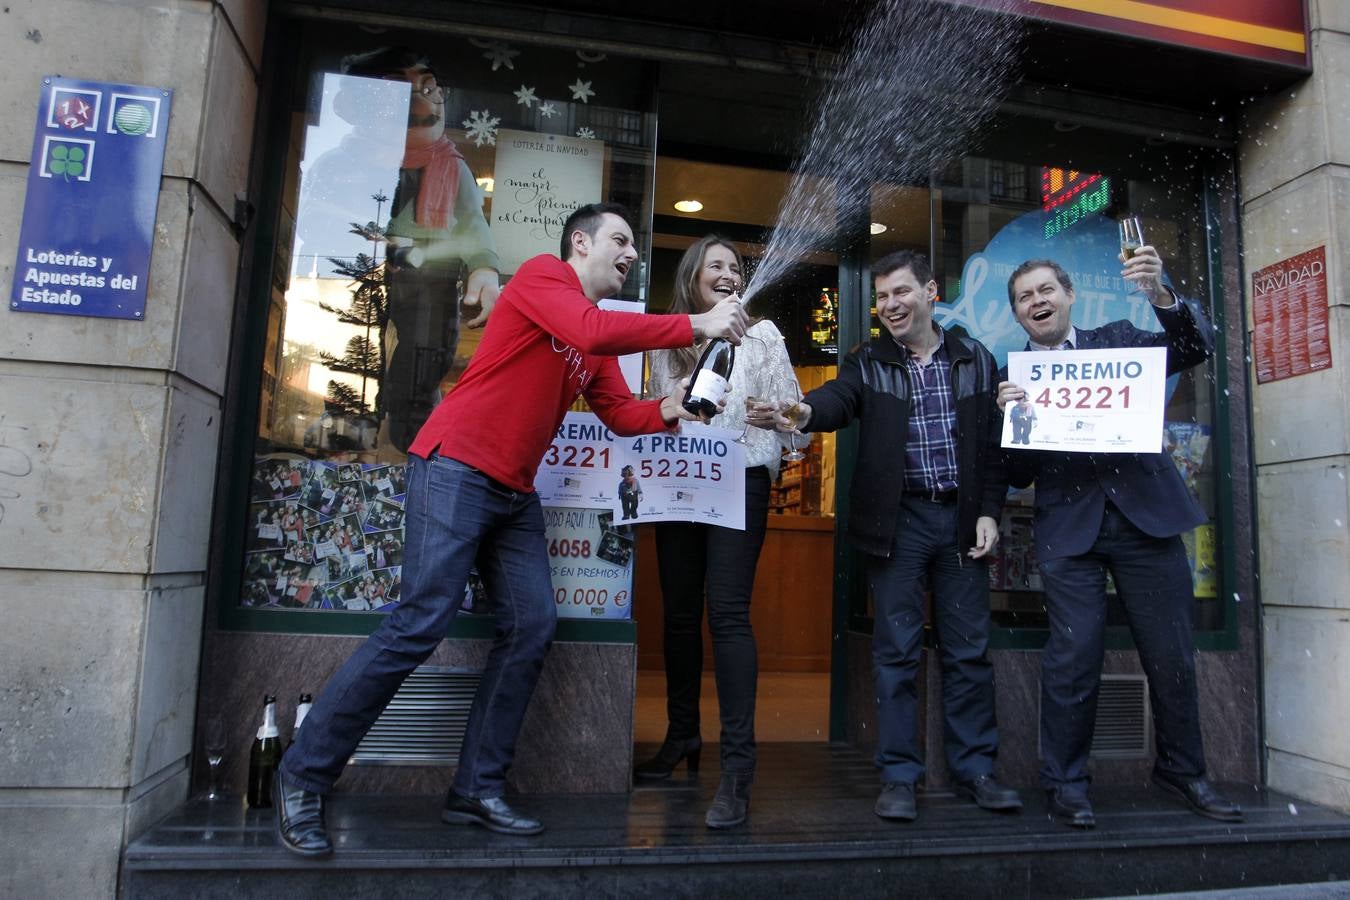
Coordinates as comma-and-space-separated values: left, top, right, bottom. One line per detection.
274, 203, 749, 855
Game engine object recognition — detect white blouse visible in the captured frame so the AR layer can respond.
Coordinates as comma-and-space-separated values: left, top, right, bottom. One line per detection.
648, 318, 808, 480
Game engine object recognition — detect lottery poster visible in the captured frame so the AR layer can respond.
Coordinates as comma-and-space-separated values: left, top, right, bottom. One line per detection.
616, 425, 746, 529
544, 507, 635, 620
537, 412, 746, 530
1002, 347, 1167, 453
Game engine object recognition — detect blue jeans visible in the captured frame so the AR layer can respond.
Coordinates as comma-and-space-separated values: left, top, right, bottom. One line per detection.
1038, 502, 1205, 789
281, 454, 556, 798
867, 495, 998, 786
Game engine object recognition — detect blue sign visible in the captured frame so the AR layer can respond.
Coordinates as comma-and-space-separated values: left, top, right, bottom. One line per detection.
934, 208, 1169, 369
10, 77, 172, 320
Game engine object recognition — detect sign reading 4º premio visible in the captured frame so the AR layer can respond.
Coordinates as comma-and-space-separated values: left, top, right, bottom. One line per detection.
10, 77, 172, 321
1003, 347, 1167, 454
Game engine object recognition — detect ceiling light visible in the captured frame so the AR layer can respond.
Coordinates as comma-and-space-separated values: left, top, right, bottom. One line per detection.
869, 222, 888, 235
673, 199, 704, 213
476, 176, 495, 194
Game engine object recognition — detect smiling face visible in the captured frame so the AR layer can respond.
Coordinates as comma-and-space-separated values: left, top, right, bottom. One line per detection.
570, 213, 638, 301
1011, 266, 1075, 346
875, 265, 938, 349
694, 243, 743, 313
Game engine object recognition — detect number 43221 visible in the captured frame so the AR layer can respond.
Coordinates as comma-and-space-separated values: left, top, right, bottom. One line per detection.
1035, 386, 1130, 409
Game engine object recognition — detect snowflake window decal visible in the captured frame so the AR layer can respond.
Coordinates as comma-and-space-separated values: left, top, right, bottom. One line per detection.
482, 41, 520, 72
576, 127, 596, 140
462, 110, 501, 147
513, 85, 538, 109
539, 101, 558, 119
568, 78, 595, 103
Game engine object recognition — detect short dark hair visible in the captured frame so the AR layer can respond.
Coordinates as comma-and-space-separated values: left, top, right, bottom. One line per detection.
873, 250, 933, 286
340, 47, 430, 79
1007, 259, 1073, 309
559, 202, 633, 260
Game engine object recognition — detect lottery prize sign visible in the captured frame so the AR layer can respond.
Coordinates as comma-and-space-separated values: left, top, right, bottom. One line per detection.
621, 425, 745, 530
543, 507, 633, 620
1002, 347, 1167, 453
535, 413, 748, 619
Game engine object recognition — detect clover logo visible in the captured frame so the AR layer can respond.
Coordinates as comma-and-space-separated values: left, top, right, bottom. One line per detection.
48, 143, 86, 181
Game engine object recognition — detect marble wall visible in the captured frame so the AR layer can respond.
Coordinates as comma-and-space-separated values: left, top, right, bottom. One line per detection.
197, 631, 636, 797
844, 636, 1260, 791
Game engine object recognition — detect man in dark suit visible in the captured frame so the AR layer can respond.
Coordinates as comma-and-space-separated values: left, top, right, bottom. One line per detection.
997, 249, 1241, 829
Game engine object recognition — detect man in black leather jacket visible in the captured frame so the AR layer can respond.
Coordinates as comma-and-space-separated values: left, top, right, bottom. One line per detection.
778, 250, 1018, 822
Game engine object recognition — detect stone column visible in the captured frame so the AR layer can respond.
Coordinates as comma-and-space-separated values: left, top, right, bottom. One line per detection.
1240, 0, 1350, 812
0, 1, 264, 894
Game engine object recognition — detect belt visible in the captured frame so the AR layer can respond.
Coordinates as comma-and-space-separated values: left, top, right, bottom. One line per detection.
904, 488, 958, 504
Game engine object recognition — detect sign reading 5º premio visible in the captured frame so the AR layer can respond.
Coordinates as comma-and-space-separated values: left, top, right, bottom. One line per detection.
10, 77, 172, 320
1003, 347, 1167, 454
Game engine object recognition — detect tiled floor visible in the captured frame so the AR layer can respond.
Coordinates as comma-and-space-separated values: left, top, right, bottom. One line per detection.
634, 670, 830, 743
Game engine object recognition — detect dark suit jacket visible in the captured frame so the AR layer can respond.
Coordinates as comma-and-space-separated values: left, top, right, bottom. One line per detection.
1005, 297, 1213, 561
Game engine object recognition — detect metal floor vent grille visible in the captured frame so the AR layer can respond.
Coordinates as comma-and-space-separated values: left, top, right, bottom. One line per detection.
350, 666, 482, 766
1039, 673, 1152, 760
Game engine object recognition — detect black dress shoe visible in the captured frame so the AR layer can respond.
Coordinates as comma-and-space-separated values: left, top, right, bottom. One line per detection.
1152, 772, 1244, 822
272, 768, 333, 857
705, 771, 752, 829
633, 735, 701, 780
1046, 786, 1095, 829
442, 790, 544, 836
875, 782, 917, 821
955, 774, 1023, 811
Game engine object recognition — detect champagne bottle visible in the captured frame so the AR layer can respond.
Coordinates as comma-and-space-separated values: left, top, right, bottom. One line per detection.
246, 694, 281, 808
681, 339, 735, 418
288, 692, 313, 750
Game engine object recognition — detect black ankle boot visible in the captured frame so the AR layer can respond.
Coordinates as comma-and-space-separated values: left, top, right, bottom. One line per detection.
705, 771, 752, 829
633, 735, 701, 780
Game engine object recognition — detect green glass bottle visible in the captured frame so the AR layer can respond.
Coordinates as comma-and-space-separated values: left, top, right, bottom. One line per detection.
246, 694, 281, 808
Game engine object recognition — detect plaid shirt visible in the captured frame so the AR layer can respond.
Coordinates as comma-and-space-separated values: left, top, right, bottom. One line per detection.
900, 330, 959, 493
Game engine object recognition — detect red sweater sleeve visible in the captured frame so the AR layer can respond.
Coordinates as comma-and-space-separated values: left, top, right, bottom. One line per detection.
511, 256, 693, 355
584, 357, 673, 437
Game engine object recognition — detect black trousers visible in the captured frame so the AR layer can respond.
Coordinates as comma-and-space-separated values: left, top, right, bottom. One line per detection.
384, 258, 462, 453
653, 466, 770, 774
1037, 502, 1206, 789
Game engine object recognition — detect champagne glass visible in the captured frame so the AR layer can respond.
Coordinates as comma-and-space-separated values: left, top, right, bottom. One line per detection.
781, 383, 808, 463
205, 714, 227, 800
1119, 216, 1145, 292
736, 395, 765, 444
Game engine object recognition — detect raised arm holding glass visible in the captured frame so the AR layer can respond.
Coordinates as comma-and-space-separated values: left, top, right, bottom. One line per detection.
996, 237, 1241, 829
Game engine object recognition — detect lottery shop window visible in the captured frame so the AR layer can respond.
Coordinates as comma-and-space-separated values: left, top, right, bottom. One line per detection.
237, 18, 657, 616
